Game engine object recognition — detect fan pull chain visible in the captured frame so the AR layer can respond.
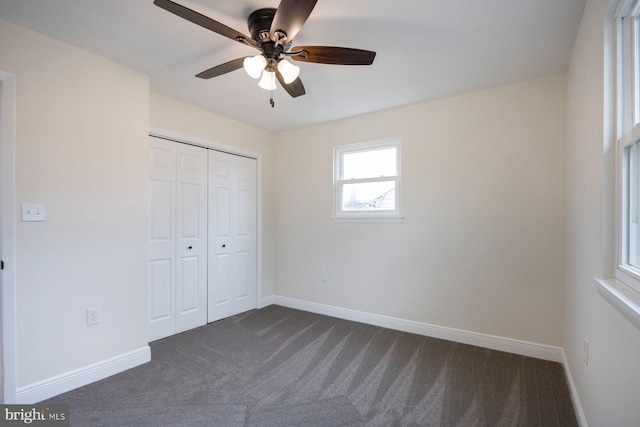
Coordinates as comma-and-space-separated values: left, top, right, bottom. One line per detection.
270, 90, 275, 108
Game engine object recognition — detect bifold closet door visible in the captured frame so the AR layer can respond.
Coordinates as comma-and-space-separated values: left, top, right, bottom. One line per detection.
208, 150, 257, 322
149, 137, 208, 341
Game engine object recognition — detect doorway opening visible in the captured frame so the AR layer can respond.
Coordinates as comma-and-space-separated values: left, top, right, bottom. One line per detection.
1, 71, 17, 403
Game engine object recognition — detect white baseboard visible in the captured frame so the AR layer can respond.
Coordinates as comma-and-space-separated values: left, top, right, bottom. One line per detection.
259, 295, 275, 308
16, 346, 151, 404
271, 296, 564, 363
561, 350, 588, 427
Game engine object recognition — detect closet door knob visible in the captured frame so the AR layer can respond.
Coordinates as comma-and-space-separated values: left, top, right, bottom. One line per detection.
187, 246, 193, 250
222, 244, 226, 248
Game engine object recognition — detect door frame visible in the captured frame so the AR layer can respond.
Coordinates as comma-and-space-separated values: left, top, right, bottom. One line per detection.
148, 128, 265, 312
1, 71, 17, 403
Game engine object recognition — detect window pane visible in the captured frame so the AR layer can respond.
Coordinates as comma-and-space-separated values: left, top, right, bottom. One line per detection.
628, 140, 640, 268
342, 147, 396, 180
342, 181, 395, 211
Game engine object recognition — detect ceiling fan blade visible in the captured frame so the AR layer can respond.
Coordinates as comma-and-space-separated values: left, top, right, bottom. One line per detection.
196, 57, 248, 79
154, 0, 257, 47
291, 46, 376, 65
270, 0, 317, 42
276, 70, 306, 98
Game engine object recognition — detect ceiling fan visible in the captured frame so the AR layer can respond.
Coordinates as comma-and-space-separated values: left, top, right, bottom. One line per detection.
154, 0, 376, 107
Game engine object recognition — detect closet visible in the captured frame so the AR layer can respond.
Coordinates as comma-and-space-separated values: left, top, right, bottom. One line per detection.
148, 136, 257, 341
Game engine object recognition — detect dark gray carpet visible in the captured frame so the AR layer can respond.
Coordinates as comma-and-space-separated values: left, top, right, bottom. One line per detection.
42, 305, 577, 426
70, 404, 246, 427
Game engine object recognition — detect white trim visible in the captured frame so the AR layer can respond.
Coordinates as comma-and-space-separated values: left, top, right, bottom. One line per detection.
615, 0, 640, 297
330, 215, 403, 224
259, 295, 275, 308
618, 0, 640, 17
610, 0, 640, 310
270, 296, 564, 363
561, 349, 588, 427
616, 134, 640, 293
149, 127, 264, 312
333, 138, 402, 220
595, 277, 640, 329
16, 346, 151, 404
0, 72, 17, 404
149, 127, 258, 160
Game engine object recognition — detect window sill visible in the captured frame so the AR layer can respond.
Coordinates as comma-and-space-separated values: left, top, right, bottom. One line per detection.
595, 277, 640, 331
331, 215, 404, 224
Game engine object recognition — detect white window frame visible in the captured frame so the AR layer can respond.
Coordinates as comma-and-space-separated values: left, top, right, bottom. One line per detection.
601, 0, 640, 330
332, 138, 403, 223
616, 0, 640, 296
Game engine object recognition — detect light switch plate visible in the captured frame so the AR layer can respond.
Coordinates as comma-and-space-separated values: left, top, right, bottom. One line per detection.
21, 204, 45, 222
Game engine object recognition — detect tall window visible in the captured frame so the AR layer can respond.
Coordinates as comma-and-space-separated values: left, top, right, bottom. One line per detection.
617, 0, 640, 294
333, 139, 402, 222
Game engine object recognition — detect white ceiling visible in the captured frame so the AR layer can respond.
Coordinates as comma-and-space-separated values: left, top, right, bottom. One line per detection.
0, 0, 586, 132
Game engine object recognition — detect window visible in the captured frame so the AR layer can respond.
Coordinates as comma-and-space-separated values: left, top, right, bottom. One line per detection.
616, 0, 640, 295
595, 0, 640, 331
333, 139, 402, 222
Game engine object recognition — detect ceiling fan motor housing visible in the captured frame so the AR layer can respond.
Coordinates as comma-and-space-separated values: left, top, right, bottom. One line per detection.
248, 8, 276, 43
248, 8, 293, 66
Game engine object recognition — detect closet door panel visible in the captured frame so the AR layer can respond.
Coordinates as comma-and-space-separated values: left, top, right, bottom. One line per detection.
149, 138, 177, 341
209, 151, 257, 322
208, 153, 234, 320
175, 143, 208, 334
232, 155, 257, 314
149, 138, 208, 340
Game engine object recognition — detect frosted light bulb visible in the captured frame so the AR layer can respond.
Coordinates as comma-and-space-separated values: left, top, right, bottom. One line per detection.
258, 69, 277, 91
243, 55, 267, 79
277, 59, 300, 84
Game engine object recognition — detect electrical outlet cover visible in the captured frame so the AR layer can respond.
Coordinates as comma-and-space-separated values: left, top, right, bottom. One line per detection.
87, 307, 101, 326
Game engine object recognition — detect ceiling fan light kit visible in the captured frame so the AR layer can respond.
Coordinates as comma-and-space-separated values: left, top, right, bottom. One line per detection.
153, 0, 376, 106
243, 55, 267, 79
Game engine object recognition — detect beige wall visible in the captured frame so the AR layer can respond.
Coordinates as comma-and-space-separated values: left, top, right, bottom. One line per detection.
273, 75, 567, 346
565, 0, 640, 425
149, 92, 273, 156
148, 92, 276, 297
0, 19, 150, 387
